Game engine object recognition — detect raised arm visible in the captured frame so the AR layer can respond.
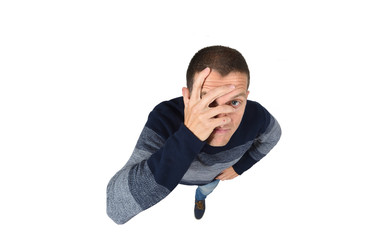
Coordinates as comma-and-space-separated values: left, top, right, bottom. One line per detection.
106, 114, 205, 224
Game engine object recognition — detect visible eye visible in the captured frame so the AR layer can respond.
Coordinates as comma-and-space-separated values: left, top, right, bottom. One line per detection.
230, 100, 241, 108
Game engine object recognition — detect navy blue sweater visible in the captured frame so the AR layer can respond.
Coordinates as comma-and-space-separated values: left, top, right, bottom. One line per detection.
107, 97, 281, 224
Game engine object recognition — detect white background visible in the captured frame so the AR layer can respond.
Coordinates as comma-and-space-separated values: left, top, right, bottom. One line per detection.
1, 0, 366, 239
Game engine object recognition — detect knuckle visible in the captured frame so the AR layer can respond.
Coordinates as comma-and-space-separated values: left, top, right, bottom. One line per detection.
197, 114, 204, 121
193, 107, 201, 115
205, 119, 212, 127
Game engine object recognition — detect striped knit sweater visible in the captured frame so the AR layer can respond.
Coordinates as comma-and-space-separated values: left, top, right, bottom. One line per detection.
106, 97, 281, 224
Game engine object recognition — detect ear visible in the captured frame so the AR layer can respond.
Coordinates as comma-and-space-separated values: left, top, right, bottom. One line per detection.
182, 87, 190, 106
246, 90, 250, 99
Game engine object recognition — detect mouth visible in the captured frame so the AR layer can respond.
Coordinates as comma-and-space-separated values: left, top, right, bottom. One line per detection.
213, 127, 230, 134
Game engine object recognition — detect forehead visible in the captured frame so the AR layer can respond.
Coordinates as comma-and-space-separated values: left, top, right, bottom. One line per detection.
201, 70, 248, 91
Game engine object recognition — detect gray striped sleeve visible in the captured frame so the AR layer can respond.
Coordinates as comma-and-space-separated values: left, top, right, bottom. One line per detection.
128, 160, 170, 210
249, 115, 282, 161
106, 127, 170, 224
106, 167, 143, 224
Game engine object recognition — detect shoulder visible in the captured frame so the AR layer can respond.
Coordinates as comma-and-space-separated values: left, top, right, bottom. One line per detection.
239, 100, 272, 135
246, 100, 268, 114
244, 100, 270, 121
152, 97, 184, 116
145, 97, 184, 139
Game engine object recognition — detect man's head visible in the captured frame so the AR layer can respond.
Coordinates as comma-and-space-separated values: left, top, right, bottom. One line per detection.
183, 46, 251, 147
186, 45, 250, 92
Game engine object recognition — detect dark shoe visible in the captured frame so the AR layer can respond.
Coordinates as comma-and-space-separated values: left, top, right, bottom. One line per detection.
194, 199, 205, 220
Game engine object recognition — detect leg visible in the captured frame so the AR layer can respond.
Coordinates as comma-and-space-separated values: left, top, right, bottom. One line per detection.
194, 180, 220, 220
195, 179, 220, 201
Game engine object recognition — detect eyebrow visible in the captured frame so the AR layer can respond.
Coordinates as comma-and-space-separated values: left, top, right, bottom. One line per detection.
231, 92, 247, 99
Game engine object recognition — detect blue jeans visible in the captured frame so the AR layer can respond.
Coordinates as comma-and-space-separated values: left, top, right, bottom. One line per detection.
195, 179, 220, 201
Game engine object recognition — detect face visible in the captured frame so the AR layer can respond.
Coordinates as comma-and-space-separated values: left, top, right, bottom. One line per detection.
199, 70, 249, 147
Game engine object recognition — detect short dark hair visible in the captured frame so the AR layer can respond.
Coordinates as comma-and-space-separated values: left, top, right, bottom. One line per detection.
186, 45, 250, 92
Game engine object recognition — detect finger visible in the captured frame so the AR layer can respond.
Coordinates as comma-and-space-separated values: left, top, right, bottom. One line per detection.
209, 116, 232, 129
213, 87, 248, 105
191, 67, 211, 102
215, 171, 224, 178
228, 173, 238, 180
218, 175, 228, 181
200, 85, 236, 107
205, 105, 236, 119
215, 173, 224, 180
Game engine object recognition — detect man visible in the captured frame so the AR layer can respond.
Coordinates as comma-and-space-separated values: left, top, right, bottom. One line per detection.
107, 46, 281, 224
